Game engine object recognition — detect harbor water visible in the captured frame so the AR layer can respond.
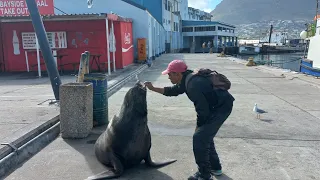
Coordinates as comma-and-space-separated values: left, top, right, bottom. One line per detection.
236, 52, 304, 72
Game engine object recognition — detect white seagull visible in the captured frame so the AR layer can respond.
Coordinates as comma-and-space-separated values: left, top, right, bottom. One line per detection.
253, 103, 267, 119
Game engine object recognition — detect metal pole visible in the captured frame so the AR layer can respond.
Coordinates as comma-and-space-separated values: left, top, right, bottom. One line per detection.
25, 51, 30, 72
316, 0, 319, 18
106, 18, 111, 75
111, 21, 116, 72
25, 0, 61, 100
36, 36, 41, 77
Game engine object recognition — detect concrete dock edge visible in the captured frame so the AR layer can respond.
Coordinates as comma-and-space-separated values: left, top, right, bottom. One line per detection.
0, 122, 60, 179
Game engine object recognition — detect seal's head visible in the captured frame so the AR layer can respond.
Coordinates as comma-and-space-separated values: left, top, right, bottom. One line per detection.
123, 80, 147, 116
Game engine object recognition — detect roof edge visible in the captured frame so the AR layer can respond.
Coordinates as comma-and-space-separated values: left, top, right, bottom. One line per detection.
182, 20, 236, 28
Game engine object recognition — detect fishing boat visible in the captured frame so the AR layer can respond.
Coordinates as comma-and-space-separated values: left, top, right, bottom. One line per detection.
238, 45, 260, 55
299, 11, 320, 77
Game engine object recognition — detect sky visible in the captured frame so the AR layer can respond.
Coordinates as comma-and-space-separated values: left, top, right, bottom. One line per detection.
188, 0, 222, 13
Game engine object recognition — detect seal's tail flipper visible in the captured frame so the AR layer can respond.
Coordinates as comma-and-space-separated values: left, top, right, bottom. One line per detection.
85, 169, 123, 180
145, 152, 177, 167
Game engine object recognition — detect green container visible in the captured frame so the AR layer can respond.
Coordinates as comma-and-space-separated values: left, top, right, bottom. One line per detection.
84, 73, 108, 126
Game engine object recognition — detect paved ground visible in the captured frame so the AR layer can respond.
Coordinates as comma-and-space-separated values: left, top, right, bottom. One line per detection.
0, 65, 140, 147
4, 54, 320, 180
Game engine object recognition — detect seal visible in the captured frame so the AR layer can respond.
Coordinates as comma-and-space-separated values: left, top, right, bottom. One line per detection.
86, 81, 177, 180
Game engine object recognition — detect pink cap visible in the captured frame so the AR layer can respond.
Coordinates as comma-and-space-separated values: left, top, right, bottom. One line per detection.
162, 60, 188, 75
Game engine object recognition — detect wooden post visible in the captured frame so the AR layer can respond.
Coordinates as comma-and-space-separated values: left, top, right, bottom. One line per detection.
77, 53, 87, 83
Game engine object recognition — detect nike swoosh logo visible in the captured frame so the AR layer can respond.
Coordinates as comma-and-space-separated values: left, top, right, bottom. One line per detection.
122, 45, 133, 52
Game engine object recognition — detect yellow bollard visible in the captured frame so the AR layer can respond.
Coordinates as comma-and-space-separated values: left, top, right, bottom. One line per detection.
246, 57, 256, 66
217, 51, 226, 57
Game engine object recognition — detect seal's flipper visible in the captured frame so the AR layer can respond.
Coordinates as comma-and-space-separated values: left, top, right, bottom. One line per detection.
86, 156, 124, 180
144, 152, 177, 167
85, 169, 121, 180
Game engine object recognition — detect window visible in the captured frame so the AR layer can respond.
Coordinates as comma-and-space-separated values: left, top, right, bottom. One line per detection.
194, 26, 216, 32
182, 27, 193, 32
175, 1, 178, 12
164, 0, 167, 10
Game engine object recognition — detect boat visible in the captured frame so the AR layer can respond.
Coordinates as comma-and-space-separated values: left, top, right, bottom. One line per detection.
238, 45, 260, 55
299, 11, 320, 77
300, 59, 320, 77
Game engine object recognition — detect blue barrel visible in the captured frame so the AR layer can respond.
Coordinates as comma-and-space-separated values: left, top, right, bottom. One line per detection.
84, 73, 108, 126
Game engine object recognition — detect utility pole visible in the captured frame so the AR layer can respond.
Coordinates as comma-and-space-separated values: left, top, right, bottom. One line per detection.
268, 24, 273, 44
25, 0, 62, 101
316, 0, 319, 18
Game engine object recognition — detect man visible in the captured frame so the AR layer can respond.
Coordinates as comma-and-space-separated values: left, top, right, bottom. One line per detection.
202, 42, 206, 53
144, 60, 235, 180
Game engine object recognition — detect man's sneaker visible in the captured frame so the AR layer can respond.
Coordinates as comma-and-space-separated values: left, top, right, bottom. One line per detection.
188, 171, 212, 180
211, 170, 223, 176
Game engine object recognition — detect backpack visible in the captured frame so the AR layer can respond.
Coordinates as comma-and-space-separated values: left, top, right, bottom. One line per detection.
185, 68, 231, 91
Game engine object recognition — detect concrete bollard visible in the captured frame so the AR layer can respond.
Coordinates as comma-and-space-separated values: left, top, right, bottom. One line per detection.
60, 82, 93, 139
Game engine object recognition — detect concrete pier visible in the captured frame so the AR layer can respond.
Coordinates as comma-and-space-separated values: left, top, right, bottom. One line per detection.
3, 54, 320, 180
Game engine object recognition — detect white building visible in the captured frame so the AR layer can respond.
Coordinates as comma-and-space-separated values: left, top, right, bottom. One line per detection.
186, 7, 212, 21
161, 0, 215, 52
162, 0, 184, 52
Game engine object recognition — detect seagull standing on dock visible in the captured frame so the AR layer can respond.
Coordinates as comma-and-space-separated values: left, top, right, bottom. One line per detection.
253, 103, 267, 119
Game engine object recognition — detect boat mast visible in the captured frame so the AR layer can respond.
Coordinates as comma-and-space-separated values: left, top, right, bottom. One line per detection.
268, 24, 273, 44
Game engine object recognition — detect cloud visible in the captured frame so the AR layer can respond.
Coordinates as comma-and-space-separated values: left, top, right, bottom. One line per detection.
188, 0, 219, 13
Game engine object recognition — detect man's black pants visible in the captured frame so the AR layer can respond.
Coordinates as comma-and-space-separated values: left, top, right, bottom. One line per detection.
193, 99, 233, 176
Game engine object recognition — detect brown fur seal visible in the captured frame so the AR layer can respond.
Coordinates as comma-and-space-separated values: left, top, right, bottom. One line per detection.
86, 81, 177, 179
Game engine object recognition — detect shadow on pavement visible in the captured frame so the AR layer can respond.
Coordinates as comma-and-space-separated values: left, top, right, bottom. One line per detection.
63, 126, 174, 180
216, 174, 234, 180
259, 119, 274, 124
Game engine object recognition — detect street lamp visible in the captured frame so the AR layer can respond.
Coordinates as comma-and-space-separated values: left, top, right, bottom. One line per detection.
87, 0, 93, 8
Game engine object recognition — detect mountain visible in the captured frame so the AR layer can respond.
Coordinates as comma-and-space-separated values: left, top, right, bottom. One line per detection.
210, 0, 317, 39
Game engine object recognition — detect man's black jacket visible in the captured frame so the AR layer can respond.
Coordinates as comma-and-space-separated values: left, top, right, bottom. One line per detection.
163, 70, 235, 127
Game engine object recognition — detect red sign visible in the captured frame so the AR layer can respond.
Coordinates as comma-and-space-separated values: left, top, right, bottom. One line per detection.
120, 22, 134, 67
0, 0, 54, 16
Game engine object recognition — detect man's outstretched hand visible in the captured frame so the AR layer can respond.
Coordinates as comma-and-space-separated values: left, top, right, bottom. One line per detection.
144, 82, 154, 90
144, 82, 165, 95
